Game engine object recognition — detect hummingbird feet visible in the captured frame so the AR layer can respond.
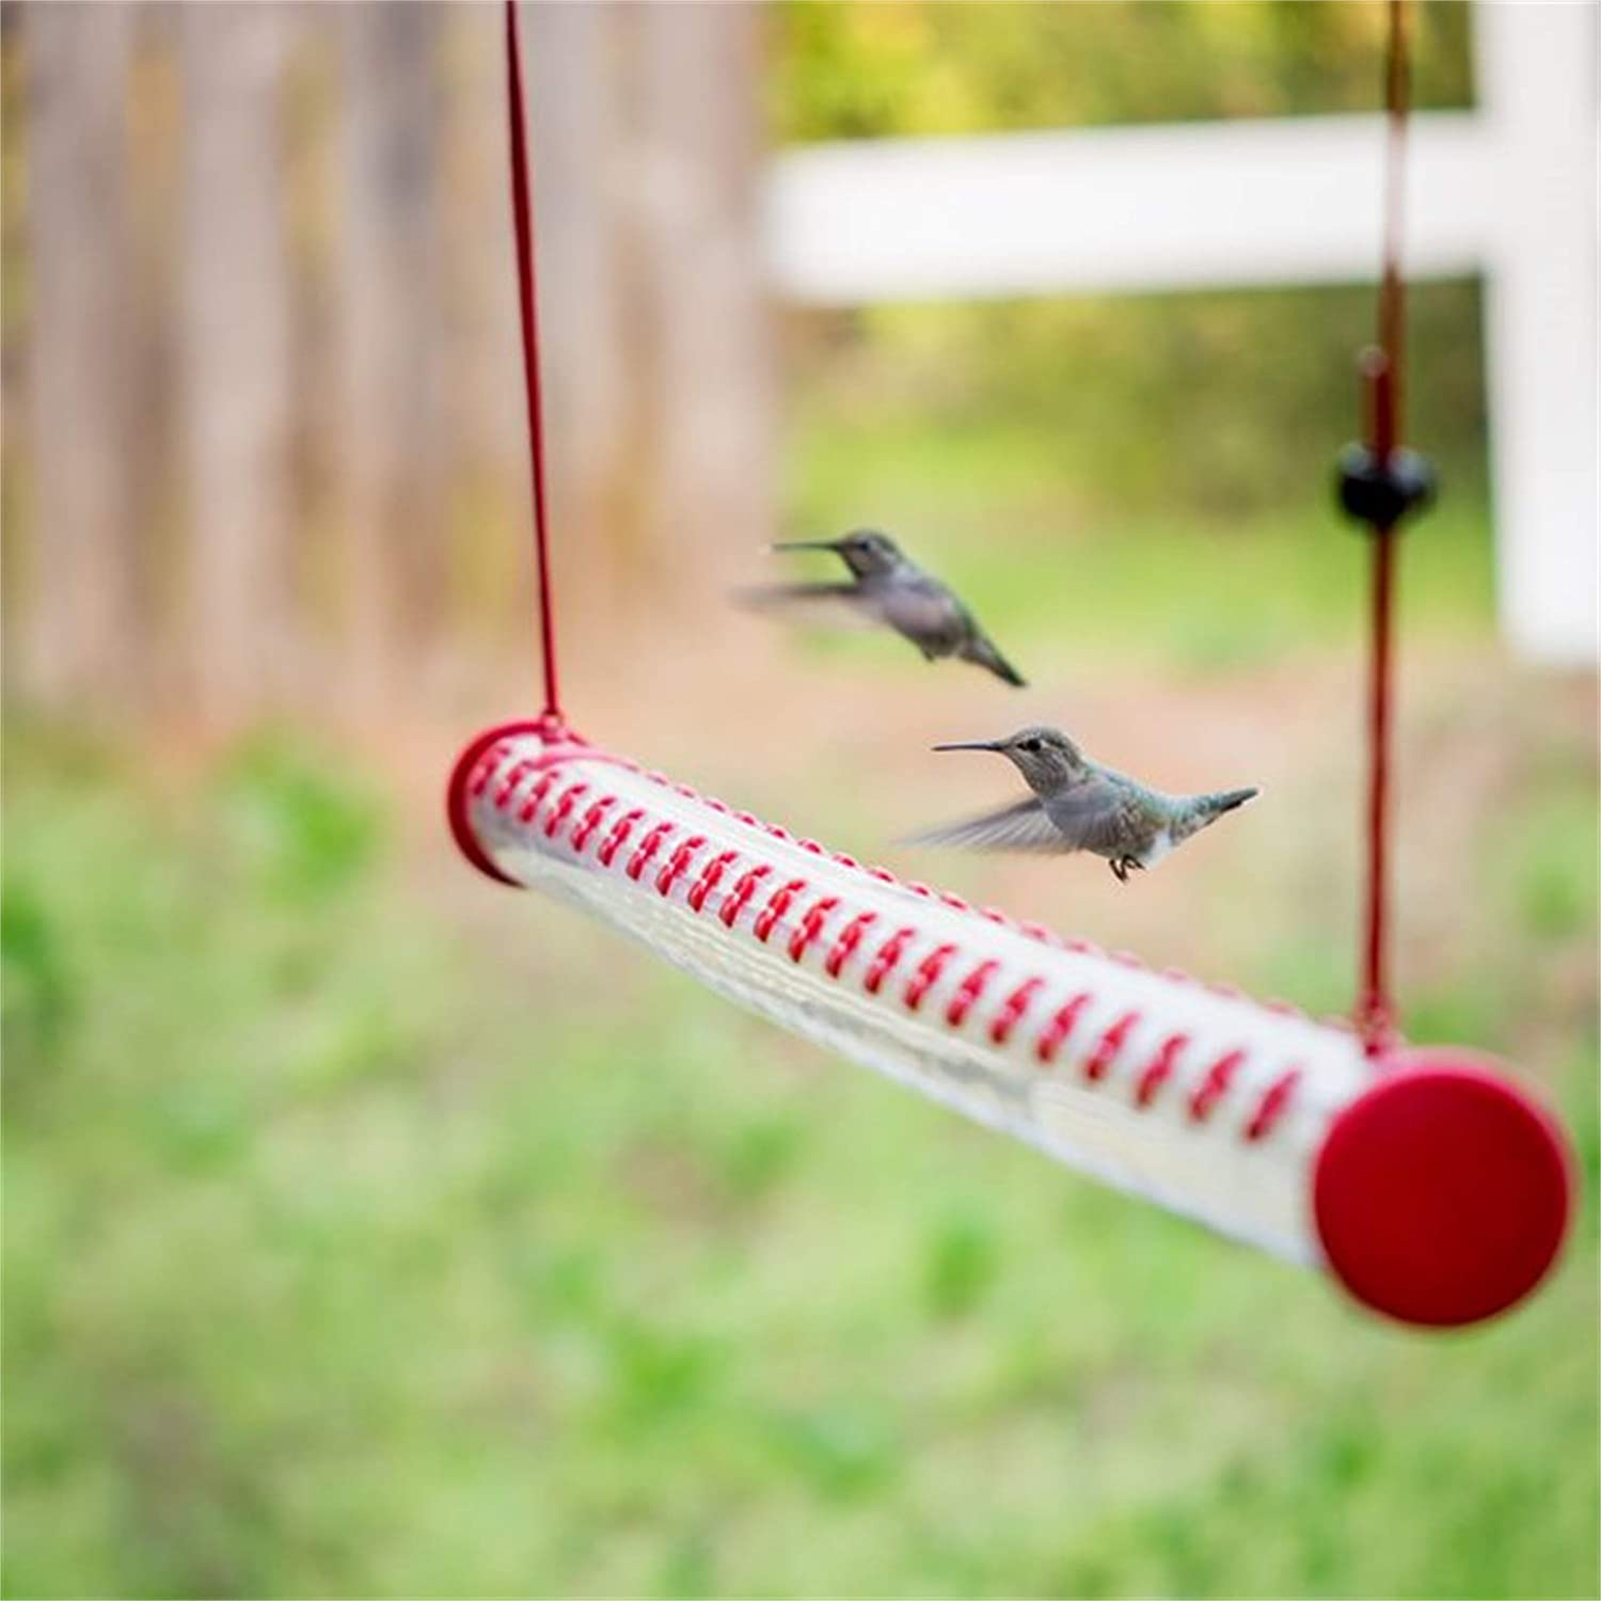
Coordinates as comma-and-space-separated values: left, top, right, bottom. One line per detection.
1108, 856, 1144, 884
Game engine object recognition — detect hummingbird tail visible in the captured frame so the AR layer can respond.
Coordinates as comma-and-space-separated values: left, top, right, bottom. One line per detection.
964, 635, 1027, 688
1199, 787, 1260, 821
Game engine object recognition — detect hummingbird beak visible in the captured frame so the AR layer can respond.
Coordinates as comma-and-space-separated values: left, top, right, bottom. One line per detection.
932, 740, 1003, 754
771, 539, 842, 553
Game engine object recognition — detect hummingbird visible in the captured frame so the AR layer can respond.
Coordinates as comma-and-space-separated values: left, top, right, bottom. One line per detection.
744, 528, 1026, 687
910, 725, 1259, 883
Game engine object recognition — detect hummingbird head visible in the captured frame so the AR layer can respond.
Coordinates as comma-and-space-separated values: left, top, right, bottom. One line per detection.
773, 528, 904, 579
933, 725, 1085, 795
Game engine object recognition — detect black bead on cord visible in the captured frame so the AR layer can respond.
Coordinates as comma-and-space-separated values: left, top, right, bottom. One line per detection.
1335, 438, 1436, 531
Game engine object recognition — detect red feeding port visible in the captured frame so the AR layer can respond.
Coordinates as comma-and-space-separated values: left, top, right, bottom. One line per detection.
447, 719, 583, 886
1313, 1050, 1575, 1327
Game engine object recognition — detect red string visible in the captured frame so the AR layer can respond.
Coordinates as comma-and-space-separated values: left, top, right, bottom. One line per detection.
504, 0, 562, 725
1356, 0, 1411, 1054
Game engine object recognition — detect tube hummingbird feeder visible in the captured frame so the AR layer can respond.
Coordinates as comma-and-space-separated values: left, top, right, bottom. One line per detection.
448, 2, 1576, 1330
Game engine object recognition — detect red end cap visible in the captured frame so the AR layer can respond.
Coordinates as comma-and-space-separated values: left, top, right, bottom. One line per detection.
1313, 1050, 1575, 1328
446, 718, 568, 887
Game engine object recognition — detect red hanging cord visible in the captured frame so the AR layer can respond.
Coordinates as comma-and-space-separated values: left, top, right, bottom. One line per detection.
1356, 0, 1412, 1053
505, 0, 562, 726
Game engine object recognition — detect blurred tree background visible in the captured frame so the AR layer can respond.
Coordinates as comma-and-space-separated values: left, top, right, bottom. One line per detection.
777, 0, 1473, 138
4, 4, 1595, 1598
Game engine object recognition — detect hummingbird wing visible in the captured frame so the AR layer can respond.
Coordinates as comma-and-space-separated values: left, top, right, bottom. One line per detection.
902, 797, 1066, 854
733, 580, 881, 630
735, 580, 862, 608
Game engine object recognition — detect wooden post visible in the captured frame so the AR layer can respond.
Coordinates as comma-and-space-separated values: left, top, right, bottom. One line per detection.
21, 4, 141, 709
523, 0, 632, 619
178, 3, 294, 726
500, 1, 775, 636
336, 3, 446, 709
630, 1, 774, 603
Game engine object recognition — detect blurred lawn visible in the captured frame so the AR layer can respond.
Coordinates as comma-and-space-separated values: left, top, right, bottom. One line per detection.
5, 564, 1597, 1598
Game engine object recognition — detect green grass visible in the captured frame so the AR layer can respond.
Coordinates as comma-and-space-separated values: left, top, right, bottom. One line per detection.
3, 706, 1595, 1598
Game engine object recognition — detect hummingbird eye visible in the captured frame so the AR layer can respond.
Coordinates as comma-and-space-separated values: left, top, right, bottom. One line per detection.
1019, 738, 1041, 753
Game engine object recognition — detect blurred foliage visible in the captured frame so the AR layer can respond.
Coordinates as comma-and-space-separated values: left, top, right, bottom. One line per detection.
212, 738, 385, 906
781, 281, 1495, 683
788, 278, 1488, 530
773, 1, 1474, 141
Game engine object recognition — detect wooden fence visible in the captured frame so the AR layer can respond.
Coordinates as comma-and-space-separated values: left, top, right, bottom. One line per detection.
2, 2, 775, 728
